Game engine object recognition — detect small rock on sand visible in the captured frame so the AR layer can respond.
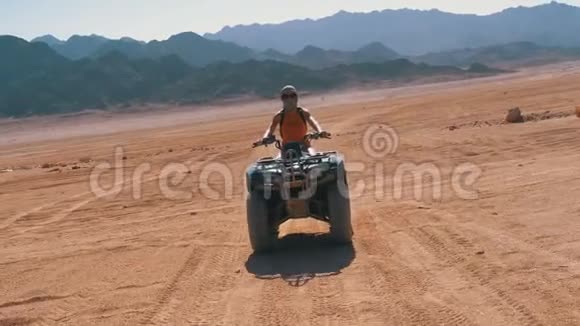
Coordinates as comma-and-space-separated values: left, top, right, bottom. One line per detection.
78, 157, 92, 163
576, 106, 580, 118
448, 125, 459, 131
506, 107, 524, 123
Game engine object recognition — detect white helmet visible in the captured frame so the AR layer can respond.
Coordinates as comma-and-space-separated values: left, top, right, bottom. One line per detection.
280, 85, 297, 96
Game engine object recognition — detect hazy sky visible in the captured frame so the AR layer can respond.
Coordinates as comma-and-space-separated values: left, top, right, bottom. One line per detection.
2, 0, 580, 41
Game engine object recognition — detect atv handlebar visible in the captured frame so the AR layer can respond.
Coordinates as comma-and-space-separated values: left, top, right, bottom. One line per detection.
305, 131, 332, 140
252, 135, 278, 148
252, 132, 331, 148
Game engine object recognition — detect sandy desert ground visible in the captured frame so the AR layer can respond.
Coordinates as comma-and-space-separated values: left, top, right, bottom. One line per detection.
0, 62, 579, 325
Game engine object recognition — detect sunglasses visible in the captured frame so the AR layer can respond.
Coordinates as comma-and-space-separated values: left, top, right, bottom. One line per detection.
281, 93, 297, 100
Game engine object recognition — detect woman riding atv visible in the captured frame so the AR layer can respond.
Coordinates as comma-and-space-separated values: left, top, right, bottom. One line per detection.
257, 85, 331, 154
248, 86, 352, 252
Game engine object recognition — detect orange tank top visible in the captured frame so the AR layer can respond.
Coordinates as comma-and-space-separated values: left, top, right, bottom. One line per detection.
280, 109, 308, 145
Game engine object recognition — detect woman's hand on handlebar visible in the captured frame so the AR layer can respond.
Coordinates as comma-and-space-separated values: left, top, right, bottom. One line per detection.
306, 131, 332, 140
319, 131, 332, 139
253, 135, 277, 148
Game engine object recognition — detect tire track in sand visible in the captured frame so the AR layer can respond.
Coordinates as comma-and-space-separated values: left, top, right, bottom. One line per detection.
144, 208, 245, 325
355, 207, 475, 325
184, 238, 242, 325
252, 279, 305, 326
140, 246, 207, 325
307, 275, 359, 326
404, 208, 545, 326
355, 209, 433, 325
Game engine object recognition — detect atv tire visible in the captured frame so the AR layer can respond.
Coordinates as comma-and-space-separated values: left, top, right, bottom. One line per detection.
327, 168, 353, 244
247, 191, 278, 253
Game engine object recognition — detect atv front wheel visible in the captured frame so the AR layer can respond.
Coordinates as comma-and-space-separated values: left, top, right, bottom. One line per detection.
326, 170, 353, 244
246, 191, 278, 252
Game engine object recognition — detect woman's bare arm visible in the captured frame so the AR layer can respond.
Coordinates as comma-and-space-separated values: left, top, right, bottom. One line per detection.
263, 113, 281, 139
303, 109, 323, 132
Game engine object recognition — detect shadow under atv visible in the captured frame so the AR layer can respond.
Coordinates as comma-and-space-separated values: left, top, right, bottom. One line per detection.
245, 233, 355, 286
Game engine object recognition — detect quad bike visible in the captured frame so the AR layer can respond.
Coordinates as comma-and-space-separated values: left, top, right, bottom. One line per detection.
245, 132, 353, 252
